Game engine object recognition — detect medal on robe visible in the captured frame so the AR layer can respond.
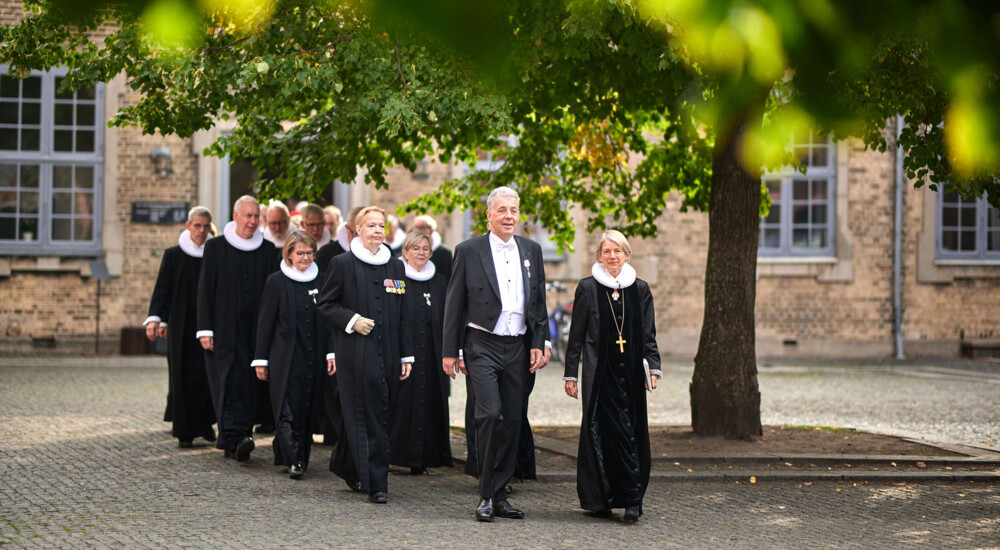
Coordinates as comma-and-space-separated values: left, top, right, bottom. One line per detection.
423, 292, 432, 306
611, 289, 620, 301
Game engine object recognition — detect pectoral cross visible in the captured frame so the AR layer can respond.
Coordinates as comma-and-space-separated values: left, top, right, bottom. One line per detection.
615, 336, 626, 353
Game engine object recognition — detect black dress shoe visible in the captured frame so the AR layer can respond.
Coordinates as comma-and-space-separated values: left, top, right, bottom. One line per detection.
493, 499, 524, 519
345, 479, 362, 493
368, 492, 387, 504
235, 436, 255, 462
289, 463, 304, 480
178, 439, 193, 448
202, 427, 217, 443
476, 498, 494, 522
589, 509, 613, 518
623, 505, 641, 523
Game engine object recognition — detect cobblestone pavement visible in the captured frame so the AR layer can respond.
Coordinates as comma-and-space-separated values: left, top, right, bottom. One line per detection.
2, 363, 1000, 548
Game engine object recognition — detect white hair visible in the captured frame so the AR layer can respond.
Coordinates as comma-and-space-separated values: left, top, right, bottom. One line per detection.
188, 205, 212, 222
486, 186, 519, 211
233, 195, 259, 214
267, 200, 290, 219
414, 214, 438, 231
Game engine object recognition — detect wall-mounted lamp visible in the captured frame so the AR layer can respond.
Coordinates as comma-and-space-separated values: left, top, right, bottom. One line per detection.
150, 147, 174, 177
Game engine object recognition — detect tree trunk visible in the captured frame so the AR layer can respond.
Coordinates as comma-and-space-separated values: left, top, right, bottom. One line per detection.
690, 105, 764, 440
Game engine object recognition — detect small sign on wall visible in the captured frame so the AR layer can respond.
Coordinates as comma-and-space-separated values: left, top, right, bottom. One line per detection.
131, 202, 189, 224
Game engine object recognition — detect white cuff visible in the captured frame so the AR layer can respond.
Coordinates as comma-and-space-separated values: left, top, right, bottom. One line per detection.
562, 376, 578, 382
649, 369, 662, 377
251, 359, 268, 367
458, 349, 463, 360
345, 313, 361, 334
143, 316, 161, 326
196, 330, 214, 339
326, 353, 336, 361
401, 356, 415, 364
544, 340, 552, 350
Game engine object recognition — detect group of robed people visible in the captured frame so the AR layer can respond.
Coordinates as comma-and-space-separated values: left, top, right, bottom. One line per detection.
145, 186, 662, 523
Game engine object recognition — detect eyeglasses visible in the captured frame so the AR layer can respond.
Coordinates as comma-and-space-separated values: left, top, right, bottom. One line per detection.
293, 251, 315, 258
407, 247, 432, 254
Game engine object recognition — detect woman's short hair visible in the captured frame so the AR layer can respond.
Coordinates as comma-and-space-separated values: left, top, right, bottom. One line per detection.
596, 229, 631, 261
188, 205, 212, 222
486, 186, 519, 211
283, 230, 318, 265
354, 205, 386, 228
402, 230, 431, 252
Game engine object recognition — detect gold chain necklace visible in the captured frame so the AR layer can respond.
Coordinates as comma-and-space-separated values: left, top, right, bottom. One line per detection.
606, 289, 626, 353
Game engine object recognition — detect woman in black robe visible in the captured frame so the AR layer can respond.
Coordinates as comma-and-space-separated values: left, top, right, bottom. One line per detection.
318, 206, 414, 504
390, 231, 453, 474
252, 231, 334, 479
145, 209, 217, 447
564, 230, 661, 523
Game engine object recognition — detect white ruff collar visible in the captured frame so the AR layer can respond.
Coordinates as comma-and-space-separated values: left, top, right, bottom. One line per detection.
350, 237, 391, 265
431, 231, 442, 251
387, 230, 406, 250
400, 257, 435, 281
592, 262, 636, 289
336, 224, 351, 251
316, 227, 331, 248
280, 260, 319, 282
223, 221, 264, 251
178, 229, 209, 258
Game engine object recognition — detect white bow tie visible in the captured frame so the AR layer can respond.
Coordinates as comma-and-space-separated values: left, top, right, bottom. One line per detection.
495, 241, 516, 252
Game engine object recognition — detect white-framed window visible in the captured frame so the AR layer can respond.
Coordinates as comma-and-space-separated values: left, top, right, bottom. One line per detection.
0, 67, 104, 256
758, 130, 836, 257
936, 183, 1000, 260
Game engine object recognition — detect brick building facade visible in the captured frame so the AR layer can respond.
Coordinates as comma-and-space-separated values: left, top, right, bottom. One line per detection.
2, 4, 998, 357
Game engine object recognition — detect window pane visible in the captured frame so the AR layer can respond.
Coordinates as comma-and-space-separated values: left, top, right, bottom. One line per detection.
19, 217, 37, 241
74, 218, 93, 241
0, 164, 15, 187
811, 146, 828, 167
763, 229, 780, 248
77, 86, 95, 100
960, 230, 976, 251
795, 147, 809, 165
793, 204, 808, 224
74, 193, 93, 216
0, 75, 18, 98
76, 104, 95, 126
812, 204, 827, 224
20, 191, 38, 214
0, 102, 17, 124
765, 180, 781, 201
51, 218, 71, 240
811, 229, 828, 248
764, 204, 780, 223
792, 229, 809, 248
812, 180, 828, 200
793, 180, 808, 200
75, 166, 94, 188
988, 231, 1000, 252
0, 192, 13, 213
988, 206, 1000, 228
53, 166, 72, 188
0, 128, 16, 150
942, 230, 958, 251
54, 130, 73, 151
20, 129, 39, 151
22, 76, 41, 99
52, 192, 72, 214
54, 77, 72, 100
21, 102, 40, 125
76, 130, 94, 152
943, 206, 958, 227
960, 207, 976, 227
20, 165, 38, 188
54, 103, 73, 125
0, 216, 14, 239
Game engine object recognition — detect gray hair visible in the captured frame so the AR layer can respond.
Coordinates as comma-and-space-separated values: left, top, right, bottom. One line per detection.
402, 230, 432, 252
267, 200, 290, 218
300, 203, 324, 221
188, 205, 212, 222
595, 229, 632, 261
486, 186, 519, 211
233, 195, 259, 214
414, 214, 438, 231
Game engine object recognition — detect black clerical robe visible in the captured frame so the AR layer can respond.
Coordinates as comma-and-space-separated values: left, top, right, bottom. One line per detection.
147, 245, 215, 441
313, 238, 347, 443
564, 277, 660, 513
197, 235, 277, 444
254, 271, 332, 468
318, 249, 413, 494
390, 271, 452, 470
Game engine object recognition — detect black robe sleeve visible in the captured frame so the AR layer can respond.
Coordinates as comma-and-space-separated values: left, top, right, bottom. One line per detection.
147, 248, 174, 323
639, 281, 661, 372
318, 254, 359, 332
196, 239, 219, 336
253, 274, 283, 364
563, 280, 591, 380
394, 263, 414, 364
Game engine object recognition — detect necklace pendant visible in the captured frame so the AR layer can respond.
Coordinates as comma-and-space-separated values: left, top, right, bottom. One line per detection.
611, 289, 620, 301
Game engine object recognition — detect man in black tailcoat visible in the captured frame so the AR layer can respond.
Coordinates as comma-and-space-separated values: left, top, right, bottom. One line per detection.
197, 195, 277, 462
442, 186, 550, 522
